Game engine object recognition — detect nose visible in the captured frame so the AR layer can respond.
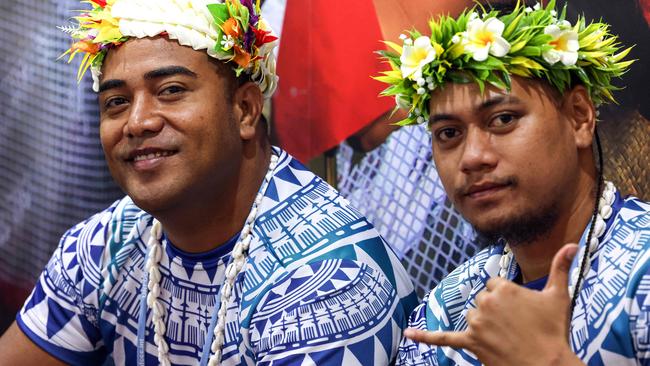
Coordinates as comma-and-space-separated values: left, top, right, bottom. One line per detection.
124, 93, 163, 137
459, 126, 498, 174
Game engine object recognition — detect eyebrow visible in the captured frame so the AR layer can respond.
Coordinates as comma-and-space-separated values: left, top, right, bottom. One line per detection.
98, 79, 125, 93
143, 65, 197, 80
428, 96, 523, 126
98, 66, 198, 93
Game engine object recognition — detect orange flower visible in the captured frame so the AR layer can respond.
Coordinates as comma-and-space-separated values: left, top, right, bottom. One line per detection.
222, 18, 240, 38
233, 45, 251, 68
71, 40, 101, 54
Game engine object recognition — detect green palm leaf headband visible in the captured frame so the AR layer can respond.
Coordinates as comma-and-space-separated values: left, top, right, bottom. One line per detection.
375, 0, 635, 126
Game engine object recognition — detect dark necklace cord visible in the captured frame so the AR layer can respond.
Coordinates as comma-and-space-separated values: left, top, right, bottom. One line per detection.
569, 127, 604, 322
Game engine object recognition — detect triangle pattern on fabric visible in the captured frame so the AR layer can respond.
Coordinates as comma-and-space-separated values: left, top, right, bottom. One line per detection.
89, 245, 104, 265
205, 263, 218, 283
341, 347, 364, 366
45, 298, 76, 339
66, 256, 79, 270
275, 166, 302, 186
375, 318, 394, 359
331, 269, 352, 282
348, 336, 376, 364
288, 158, 309, 171
23, 283, 47, 312
265, 178, 280, 202
64, 241, 78, 253
285, 276, 309, 294
90, 222, 104, 241
308, 346, 345, 365
67, 226, 83, 238
82, 281, 95, 298
181, 261, 195, 281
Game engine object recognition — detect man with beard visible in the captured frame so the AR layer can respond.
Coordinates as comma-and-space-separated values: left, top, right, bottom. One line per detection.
0, 0, 417, 365
376, 1, 649, 365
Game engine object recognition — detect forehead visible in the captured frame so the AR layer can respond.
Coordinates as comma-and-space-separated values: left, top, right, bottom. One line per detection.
429, 77, 559, 115
100, 36, 217, 79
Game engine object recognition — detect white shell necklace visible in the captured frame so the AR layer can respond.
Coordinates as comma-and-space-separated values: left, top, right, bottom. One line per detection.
498, 181, 616, 298
141, 154, 278, 366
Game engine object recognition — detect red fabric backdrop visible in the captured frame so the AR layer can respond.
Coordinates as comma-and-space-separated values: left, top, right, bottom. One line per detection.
273, 0, 393, 163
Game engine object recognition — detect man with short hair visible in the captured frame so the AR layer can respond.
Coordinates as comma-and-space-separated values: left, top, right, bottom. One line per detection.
0, 1, 417, 365
376, 2, 649, 365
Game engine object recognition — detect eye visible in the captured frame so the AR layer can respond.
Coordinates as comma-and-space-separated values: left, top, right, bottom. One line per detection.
104, 96, 128, 110
490, 113, 518, 128
160, 85, 186, 96
434, 126, 462, 142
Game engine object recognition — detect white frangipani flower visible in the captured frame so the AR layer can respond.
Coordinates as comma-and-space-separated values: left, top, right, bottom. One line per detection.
221, 35, 235, 50
400, 36, 438, 79
542, 24, 579, 66
461, 17, 511, 61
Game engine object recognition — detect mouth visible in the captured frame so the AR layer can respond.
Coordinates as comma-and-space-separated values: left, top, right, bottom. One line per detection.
463, 180, 514, 200
126, 147, 178, 169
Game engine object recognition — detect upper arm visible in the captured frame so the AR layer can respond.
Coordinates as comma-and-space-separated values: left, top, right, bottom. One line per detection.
250, 259, 404, 366
0, 322, 67, 366
14, 219, 109, 365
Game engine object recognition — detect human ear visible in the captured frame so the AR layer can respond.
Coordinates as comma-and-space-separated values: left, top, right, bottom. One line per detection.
234, 82, 263, 141
563, 85, 596, 149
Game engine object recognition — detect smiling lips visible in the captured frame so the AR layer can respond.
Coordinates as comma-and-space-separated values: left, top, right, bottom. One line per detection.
132, 150, 175, 162
127, 148, 177, 169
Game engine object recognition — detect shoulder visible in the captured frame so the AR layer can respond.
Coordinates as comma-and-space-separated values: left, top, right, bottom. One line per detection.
256, 148, 414, 293
606, 196, 650, 290
617, 195, 650, 230
60, 196, 148, 273
15, 197, 142, 364
38, 196, 148, 303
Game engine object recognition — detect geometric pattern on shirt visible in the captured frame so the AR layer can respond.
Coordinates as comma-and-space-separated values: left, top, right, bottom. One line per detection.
396, 194, 650, 366
18, 147, 417, 366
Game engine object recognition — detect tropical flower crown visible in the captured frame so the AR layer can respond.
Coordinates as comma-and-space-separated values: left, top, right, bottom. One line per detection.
59, 0, 279, 97
375, 0, 634, 125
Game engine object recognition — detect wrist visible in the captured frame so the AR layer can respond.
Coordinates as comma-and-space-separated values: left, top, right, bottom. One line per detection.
547, 344, 583, 366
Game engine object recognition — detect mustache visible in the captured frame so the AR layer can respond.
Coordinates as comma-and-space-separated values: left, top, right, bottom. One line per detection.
455, 175, 518, 198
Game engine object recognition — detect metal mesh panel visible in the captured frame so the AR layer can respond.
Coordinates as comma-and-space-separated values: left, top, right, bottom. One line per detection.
337, 125, 478, 298
0, 0, 123, 287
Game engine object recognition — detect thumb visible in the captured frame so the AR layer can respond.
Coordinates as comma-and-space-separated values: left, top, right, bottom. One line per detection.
544, 244, 579, 294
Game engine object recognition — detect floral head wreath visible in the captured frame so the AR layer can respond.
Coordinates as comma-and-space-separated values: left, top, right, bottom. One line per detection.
59, 0, 279, 98
375, 0, 634, 125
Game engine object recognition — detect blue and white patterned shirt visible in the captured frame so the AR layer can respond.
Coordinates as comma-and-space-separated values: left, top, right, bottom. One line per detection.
397, 193, 650, 365
18, 147, 418, 366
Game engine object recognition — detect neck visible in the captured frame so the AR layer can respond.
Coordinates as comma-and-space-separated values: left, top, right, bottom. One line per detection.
511, 174, 597, 283
156, 140, 271, 253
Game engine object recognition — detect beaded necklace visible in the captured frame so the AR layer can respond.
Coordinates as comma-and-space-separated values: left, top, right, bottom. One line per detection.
136, 154, 279, 366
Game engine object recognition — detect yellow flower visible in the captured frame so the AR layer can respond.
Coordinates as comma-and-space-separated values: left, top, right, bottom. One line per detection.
400, 36, 439, 80
542, 24, 579, 66
461, 17, 510, 61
